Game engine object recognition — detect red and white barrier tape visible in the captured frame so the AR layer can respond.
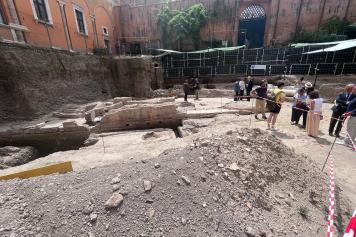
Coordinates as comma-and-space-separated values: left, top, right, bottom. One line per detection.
327, 157, 336, 237
344, 209, 356, 237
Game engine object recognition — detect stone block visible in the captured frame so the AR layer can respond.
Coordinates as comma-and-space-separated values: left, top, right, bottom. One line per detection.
113, 97, 132, 104
63, 121, 78, 128
92, 103, 183, 133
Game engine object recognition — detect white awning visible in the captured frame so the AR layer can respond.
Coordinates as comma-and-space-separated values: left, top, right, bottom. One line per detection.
303, 39, 356, 54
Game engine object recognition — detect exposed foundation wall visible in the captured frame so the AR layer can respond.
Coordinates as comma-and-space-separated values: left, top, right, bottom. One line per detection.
0, 43, 160, 123
113, 0, 356, 47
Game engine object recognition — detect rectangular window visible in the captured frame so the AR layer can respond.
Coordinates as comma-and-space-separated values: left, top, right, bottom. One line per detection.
75, 9, 86, 34
33, 0, 49, 22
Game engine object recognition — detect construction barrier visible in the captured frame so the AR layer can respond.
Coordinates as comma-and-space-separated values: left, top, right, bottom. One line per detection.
327, 157, 336, 237
0, 161, 73, 181
344, 210, 356, 237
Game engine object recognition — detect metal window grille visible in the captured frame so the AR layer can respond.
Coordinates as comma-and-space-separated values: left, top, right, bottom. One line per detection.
240, 5, 266, 20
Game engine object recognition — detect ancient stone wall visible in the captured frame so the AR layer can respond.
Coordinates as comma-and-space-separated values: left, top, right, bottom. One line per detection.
113, 0, 356, 47
0, 43, 160, 123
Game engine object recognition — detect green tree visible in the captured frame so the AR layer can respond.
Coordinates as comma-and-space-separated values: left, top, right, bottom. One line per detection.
157, 6, 174, 48
157, 3, 208, 50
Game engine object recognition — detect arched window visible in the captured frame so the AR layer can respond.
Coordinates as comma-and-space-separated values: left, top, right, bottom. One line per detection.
240, 5, 265, 20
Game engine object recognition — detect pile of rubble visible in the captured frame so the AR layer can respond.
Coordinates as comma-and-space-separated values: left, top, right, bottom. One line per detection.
0, 129, 350, 236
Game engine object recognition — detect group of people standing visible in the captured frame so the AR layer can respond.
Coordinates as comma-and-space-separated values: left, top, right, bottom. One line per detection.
247, 77, 356, 147
180, 76, 356, 148
183, 78, 200, 101
234, 76, 254, 101
289, 80, 356, 146
329, 84, 356, 147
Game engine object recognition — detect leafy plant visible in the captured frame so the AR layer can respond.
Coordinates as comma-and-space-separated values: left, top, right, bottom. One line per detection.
157, 3, 208, 50
319, 17, 348, 35
157, 6, 175, 48
295, 17, 352, 43
345, 24, 356, 39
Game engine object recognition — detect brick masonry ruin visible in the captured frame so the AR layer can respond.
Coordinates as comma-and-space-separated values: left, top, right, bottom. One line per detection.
113, 0, 356, 49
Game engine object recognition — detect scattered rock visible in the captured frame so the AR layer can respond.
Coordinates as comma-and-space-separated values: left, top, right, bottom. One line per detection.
154, 163, 161, 168
89, 213, 98, 222
112, 184, 120, 192
143, 180, 152, 192
110, 177, 121, 185
246, 226, 257, 237
0, 146, 39, 168
105, 192, 124, 209
147, 208, 155, 218
143, 132, 159, 140
181, 176, 191, 185
82, 205, 94, 215
146, 199, 154, 204
84, 134, 99, 147
228, 163, 240, 172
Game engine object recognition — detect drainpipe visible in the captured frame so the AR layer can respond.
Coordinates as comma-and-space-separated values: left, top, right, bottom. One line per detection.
58, 0, 72, 50
272, 0, 281, 42
294, 0, 304, 41
44, 23, 53, 48
90, 14, 99, 49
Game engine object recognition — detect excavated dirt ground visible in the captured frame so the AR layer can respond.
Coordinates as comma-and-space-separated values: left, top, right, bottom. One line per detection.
0, 96, 355, 237
0, 128, 351, 237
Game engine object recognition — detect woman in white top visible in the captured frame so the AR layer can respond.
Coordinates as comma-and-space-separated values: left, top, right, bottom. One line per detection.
239, 79, 245, 101
306, 90, 323, 137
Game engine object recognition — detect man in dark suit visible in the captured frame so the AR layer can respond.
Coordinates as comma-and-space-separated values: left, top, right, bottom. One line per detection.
329, 84, 355, 137
246, 76, 254, 102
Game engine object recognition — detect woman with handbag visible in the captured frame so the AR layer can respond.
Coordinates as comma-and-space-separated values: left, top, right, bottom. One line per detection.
291, 87, 308, 128
306, 91, 323, 137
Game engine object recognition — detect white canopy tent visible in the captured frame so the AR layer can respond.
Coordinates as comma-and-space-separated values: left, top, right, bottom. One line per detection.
300, 39, 356, 54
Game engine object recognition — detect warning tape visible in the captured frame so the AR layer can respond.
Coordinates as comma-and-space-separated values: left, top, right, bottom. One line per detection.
327, 157, 336, 237
344, 209, 356, 237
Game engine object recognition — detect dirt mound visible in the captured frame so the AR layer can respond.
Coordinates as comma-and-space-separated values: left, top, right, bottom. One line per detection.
0, 129, 351, 236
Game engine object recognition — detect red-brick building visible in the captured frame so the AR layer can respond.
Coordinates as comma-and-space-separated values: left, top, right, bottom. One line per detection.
113, 0, 356, 50
0, 0, 115, 53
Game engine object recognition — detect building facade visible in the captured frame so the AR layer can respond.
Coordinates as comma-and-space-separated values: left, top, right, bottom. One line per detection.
113, 0, 356, 51
0, 0, 114, 53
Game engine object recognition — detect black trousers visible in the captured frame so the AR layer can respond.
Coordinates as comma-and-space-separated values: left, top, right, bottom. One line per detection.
184, 93, 188, 101
291, 107, 307, 127
239, 90, 244, 100
246, 90, 251, 101
329, 110, 345, 135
